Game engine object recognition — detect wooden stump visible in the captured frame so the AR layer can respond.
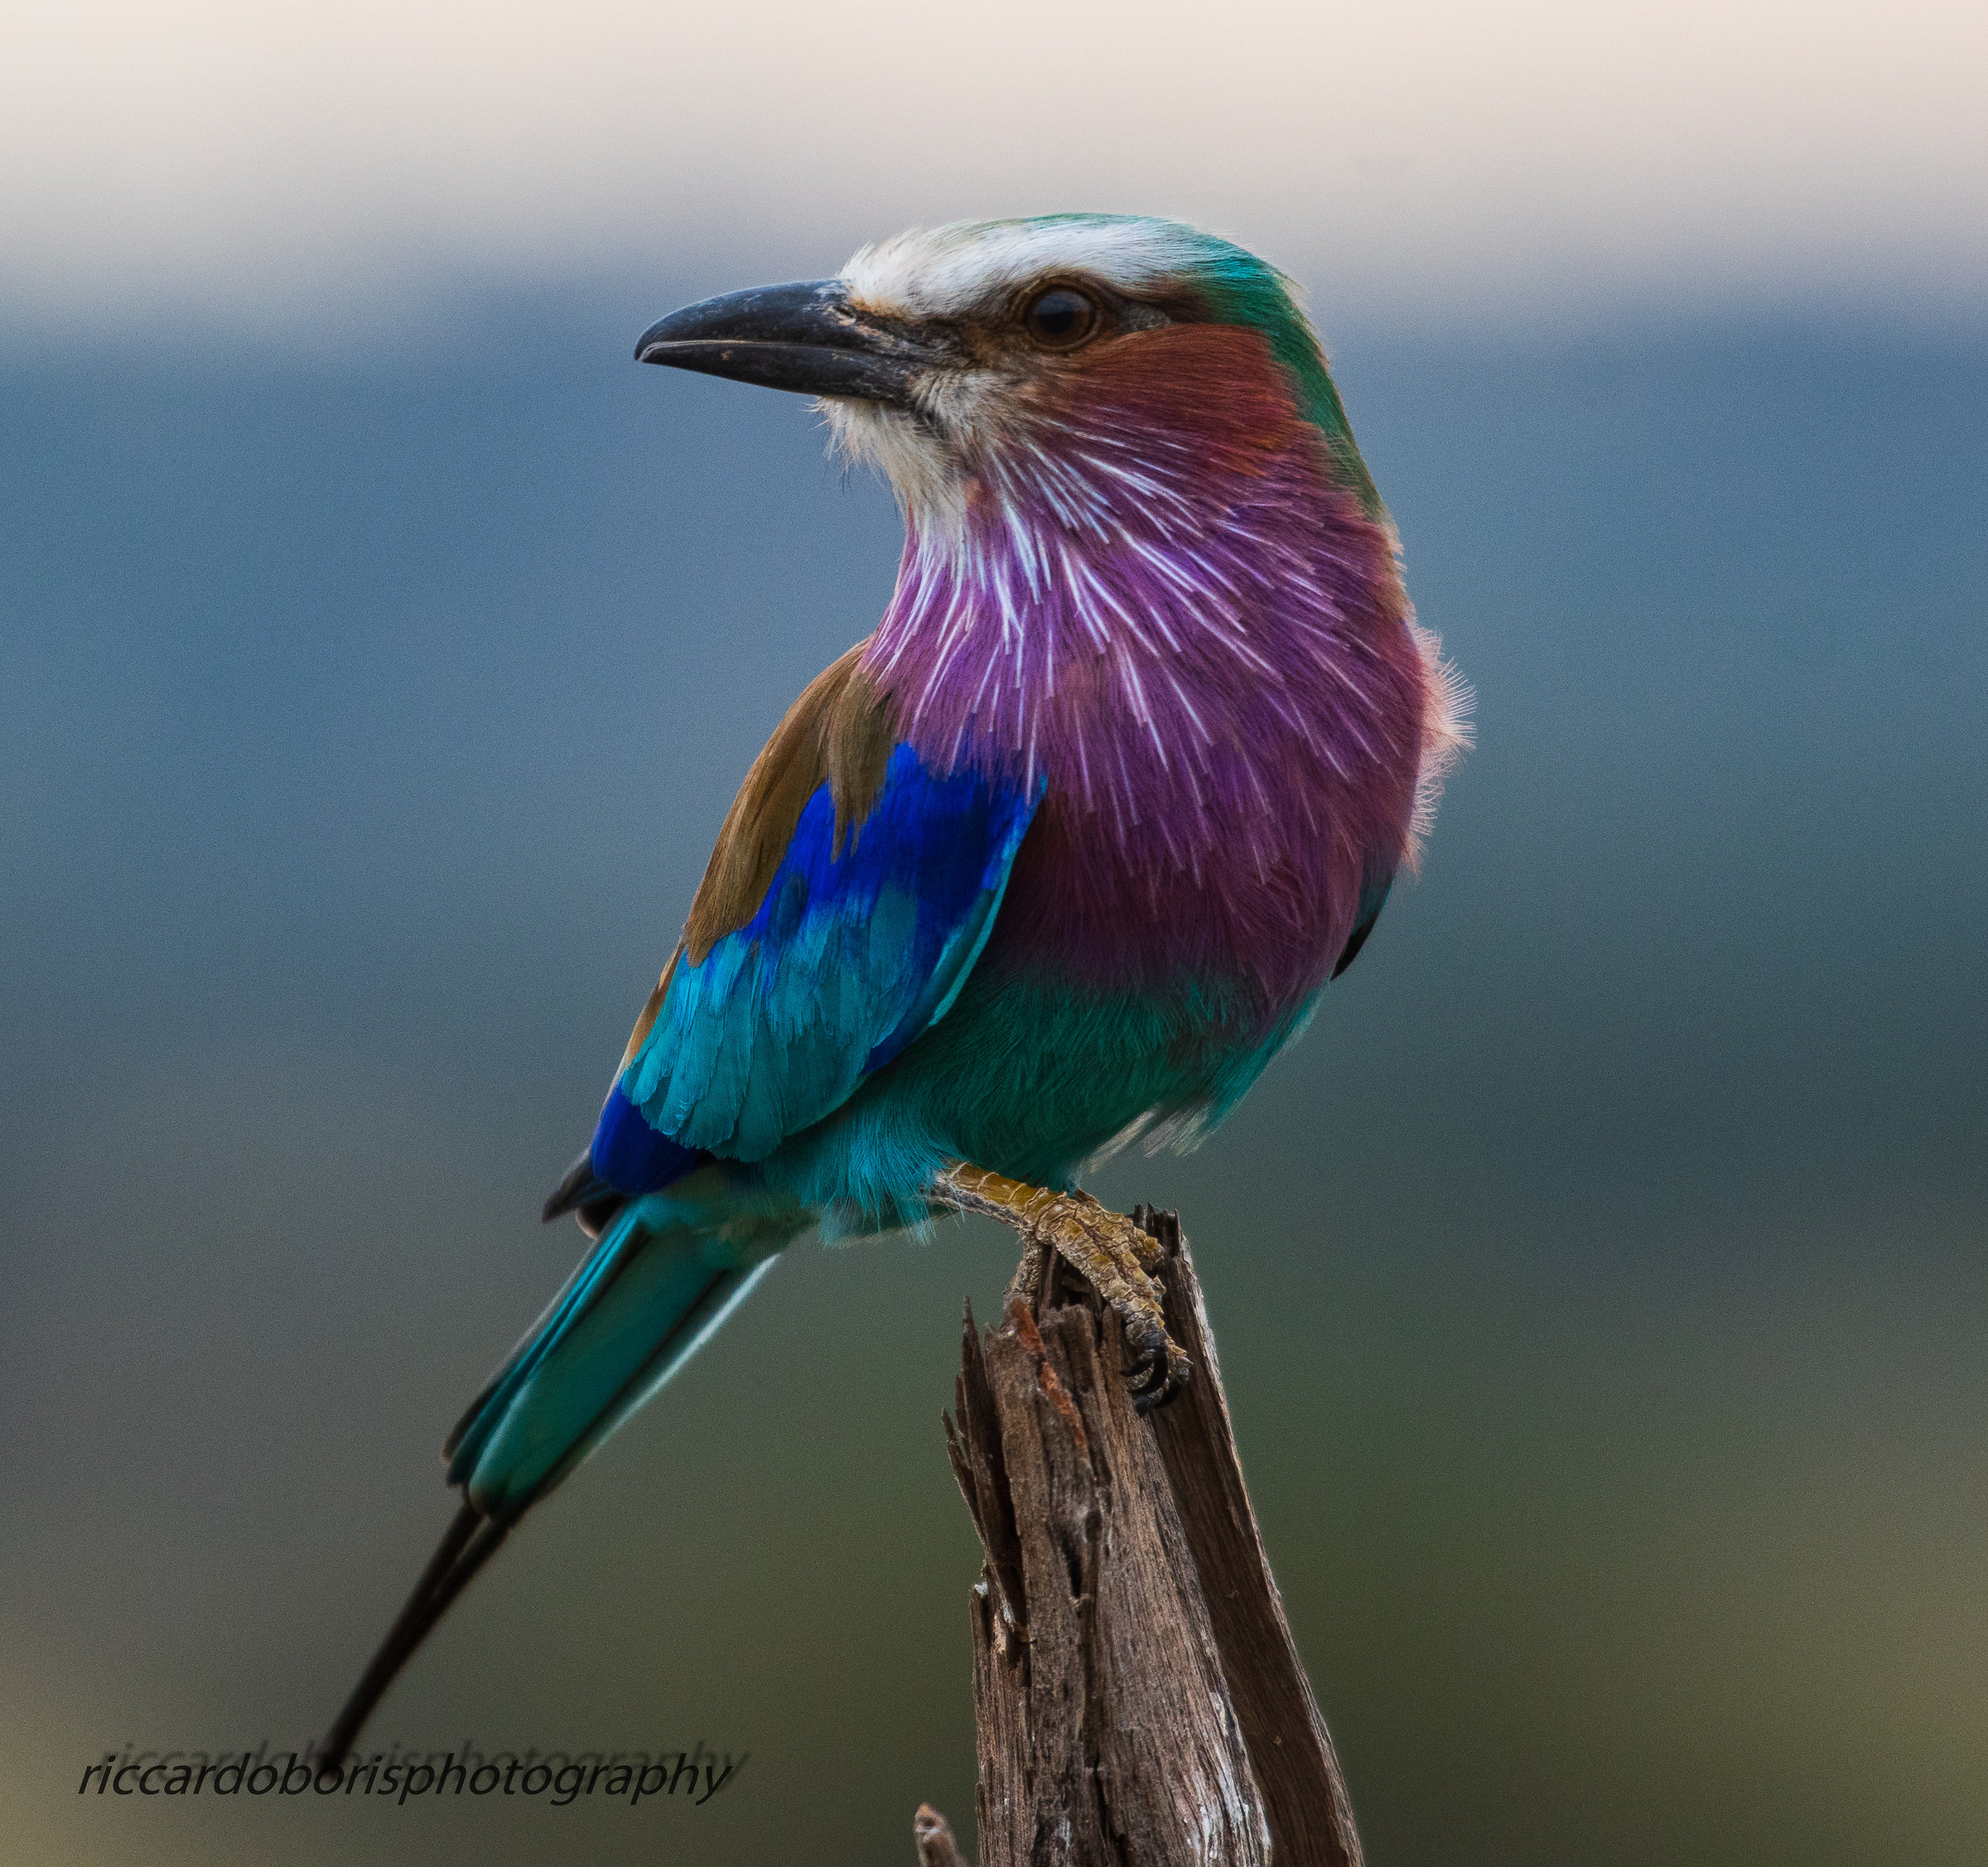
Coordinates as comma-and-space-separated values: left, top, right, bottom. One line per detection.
927, 1210, 1365, 1866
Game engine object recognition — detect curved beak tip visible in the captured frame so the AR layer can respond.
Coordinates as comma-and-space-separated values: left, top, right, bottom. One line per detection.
632, 324, 673, 365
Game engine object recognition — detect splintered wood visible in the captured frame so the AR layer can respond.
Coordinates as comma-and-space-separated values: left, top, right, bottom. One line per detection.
926, 1213, 1365, 1867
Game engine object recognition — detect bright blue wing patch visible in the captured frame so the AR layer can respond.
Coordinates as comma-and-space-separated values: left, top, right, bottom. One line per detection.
591, 1083, 703, 1199
608, 745, 1039, 1165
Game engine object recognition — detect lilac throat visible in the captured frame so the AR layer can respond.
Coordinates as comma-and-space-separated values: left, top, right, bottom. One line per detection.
860, 396, 1431, 1003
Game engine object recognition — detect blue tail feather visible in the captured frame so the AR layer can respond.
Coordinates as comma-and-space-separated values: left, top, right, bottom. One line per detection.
445, 1204, 778, 1521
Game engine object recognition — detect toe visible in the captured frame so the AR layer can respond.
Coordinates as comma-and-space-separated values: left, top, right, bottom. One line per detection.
1120, 1314, 1189, 1406
1133, 1348, 1194, 1415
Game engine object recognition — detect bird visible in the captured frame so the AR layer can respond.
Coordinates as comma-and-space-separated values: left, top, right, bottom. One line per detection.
320, 212, 1469, 1764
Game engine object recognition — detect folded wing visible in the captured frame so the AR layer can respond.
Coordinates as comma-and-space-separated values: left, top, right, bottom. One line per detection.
591, 647, 1041, 1183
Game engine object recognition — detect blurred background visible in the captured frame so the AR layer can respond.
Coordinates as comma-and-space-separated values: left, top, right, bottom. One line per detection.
3, 3, 1984, 1863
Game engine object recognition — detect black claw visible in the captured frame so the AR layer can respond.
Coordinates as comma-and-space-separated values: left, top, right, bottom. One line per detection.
1132, 1358, 1193, 1416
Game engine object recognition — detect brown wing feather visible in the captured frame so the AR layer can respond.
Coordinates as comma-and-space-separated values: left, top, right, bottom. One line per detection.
683, 642, 896, 962
618, 644, 898, 1068
612, 644, 895, 1065
604, 639, 902, 1089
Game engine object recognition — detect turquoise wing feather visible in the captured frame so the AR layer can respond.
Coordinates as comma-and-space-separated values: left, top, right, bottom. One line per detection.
615, 741, 1040, 1163
451, 733, 1039, 1521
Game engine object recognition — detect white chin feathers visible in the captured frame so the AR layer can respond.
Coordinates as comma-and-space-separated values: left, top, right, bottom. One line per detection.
818, 365, 1018, 529
818, 396, 961, 521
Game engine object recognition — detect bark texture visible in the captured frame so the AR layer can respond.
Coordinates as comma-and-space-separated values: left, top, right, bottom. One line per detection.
925, 1210, 1364, 1867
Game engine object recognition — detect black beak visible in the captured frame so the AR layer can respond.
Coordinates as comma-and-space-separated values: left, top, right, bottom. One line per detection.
634, 279, 949, 408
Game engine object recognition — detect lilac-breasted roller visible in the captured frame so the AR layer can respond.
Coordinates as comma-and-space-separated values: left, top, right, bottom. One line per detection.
323, 214, 1469, 1759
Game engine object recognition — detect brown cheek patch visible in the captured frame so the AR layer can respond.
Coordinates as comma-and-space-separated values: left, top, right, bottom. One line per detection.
1043, 325, 1309, 475
681, 644, 898, 964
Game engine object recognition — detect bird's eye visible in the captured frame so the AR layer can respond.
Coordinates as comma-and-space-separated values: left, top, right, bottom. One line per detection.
1021, 287, 1100, 350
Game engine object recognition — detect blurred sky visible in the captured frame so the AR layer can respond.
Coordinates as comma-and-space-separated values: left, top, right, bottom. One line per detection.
5, 5, 1987, 1867
3, 0, 1986, 335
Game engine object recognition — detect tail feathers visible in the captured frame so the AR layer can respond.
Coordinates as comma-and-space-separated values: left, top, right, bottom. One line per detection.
321, 1501, 510, 1768
322, 1206, 778, 1763
539, 1146, 624, 1234
446, 1205, 775, 1521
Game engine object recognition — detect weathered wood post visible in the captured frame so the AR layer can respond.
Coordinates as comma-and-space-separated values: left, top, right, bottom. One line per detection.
919, 1209, 1365, 1865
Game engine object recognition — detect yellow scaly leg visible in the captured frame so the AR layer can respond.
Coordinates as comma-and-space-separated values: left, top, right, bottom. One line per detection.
933, 1162, 1193, 1412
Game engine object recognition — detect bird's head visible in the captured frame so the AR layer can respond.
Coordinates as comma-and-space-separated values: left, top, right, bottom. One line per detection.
636, 215, 1380, 530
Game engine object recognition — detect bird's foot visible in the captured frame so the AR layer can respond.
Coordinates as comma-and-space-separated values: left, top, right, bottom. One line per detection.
934, 1164, 1192, 1413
